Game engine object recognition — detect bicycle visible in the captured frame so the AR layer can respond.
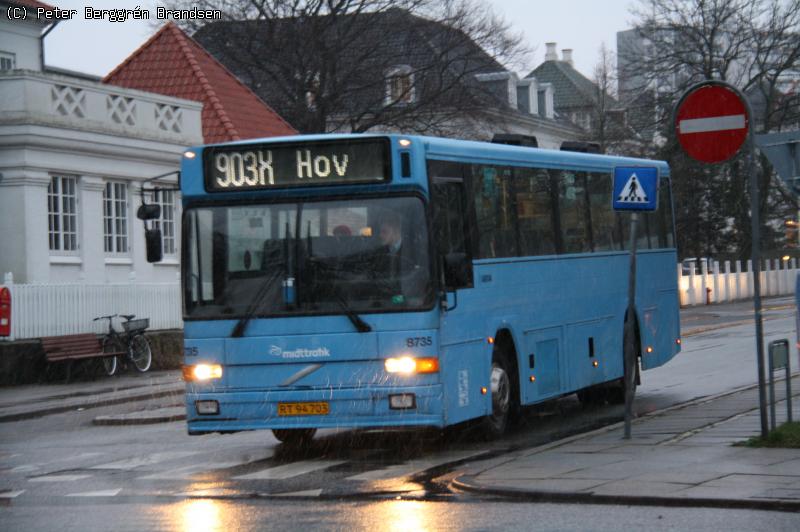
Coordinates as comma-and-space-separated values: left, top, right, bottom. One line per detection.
93, 314, 153, 376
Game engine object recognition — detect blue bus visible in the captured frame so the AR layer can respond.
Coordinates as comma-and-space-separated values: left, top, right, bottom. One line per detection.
167, 134, 680, 444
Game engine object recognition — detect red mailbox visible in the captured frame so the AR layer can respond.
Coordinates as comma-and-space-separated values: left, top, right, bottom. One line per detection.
0, 287, 10, 337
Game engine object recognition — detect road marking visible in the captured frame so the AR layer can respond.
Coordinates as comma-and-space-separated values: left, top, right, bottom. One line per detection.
57, 452, 104, 463
233, 459, 346, 480
138, 449, 274, 480
7, 453, 104, 475
272, 489, 322, 497
679, 114, 745, 134
91, 451, 199, 471
10, 465, 39, 473
174, 488, 240, 498
66, 488, 122, 497
0, 490, 25, 498
29, 474, 92, 482
346, 450, 486, 481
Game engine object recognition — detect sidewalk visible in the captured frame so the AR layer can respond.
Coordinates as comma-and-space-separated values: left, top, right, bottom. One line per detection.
454, 376, 800, 511
0, 370, 184, 423
680, 295, 795, 337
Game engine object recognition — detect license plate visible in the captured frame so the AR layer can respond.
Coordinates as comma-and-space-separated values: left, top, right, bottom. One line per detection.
278, 402, 329, 416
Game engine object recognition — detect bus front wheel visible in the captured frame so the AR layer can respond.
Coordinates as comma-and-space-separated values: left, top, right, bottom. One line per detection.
272, 428, 317, 446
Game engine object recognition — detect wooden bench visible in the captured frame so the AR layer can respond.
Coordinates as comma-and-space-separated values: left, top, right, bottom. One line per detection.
41, 333, 124, 382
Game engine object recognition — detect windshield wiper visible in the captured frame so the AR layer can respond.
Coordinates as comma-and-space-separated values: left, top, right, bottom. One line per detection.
231, 269, 281, 337
333, 290, 372, 333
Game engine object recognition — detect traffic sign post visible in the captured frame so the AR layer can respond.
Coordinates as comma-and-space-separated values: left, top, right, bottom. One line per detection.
613, 167, 659, 212
613, 166, 659, 439
674, 80, 769, 439
676, 83, 749, 163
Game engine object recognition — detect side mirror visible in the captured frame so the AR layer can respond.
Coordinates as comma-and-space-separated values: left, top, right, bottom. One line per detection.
145, 228, 163, 263
443, 252, 470, 289
137, 203, 161, 220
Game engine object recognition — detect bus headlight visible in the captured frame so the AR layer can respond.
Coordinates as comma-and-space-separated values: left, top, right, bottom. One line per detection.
384, 357, 439, 374
183, 364, 223, 382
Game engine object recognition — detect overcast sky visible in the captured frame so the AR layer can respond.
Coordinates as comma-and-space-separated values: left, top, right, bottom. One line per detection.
43, 0, 638, 79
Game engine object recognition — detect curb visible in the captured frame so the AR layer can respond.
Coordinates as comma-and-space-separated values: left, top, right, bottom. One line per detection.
682, 313, 787, 338
93, 406, 186, 426
450, 477, 800, 512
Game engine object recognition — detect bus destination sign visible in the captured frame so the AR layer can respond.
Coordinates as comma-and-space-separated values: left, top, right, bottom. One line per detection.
204, 139, 390, 192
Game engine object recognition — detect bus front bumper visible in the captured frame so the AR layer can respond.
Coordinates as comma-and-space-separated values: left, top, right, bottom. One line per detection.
185, 384, 444, 434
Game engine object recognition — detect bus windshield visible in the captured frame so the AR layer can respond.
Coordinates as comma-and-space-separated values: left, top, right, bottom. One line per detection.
184, 195, 434, 319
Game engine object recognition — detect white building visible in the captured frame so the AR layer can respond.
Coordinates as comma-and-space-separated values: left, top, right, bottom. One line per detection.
0, 5, 202, 286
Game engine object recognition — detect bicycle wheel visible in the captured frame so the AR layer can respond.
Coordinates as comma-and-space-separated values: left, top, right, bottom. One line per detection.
100, 336, 120, 376
129, 334, 152, 372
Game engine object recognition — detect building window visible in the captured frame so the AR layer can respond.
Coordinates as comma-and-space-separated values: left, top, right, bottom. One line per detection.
103, 182, 129, 254
305, 72, 320, 110
385, 65, 415, 105
48, 176, 78, 252
0, 51, 15, 71
154, 189, 177, 255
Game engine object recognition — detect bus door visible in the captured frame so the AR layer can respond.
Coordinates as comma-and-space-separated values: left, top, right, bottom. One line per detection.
430, 161, 486, 425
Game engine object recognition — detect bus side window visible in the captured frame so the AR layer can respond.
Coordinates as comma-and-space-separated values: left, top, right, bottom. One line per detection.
432, 177, 473, 289
515, 167, 556, 256
470, 165, 519, 259
587, 172, 621, 252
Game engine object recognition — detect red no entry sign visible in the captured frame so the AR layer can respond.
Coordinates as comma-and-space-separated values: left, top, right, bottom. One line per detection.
675, 83, 749, 163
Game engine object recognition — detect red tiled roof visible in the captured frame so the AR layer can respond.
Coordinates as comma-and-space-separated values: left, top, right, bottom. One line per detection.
104, 22, 297, 144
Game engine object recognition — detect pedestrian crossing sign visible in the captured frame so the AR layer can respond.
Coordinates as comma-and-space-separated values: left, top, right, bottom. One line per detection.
612, 166, 659, 211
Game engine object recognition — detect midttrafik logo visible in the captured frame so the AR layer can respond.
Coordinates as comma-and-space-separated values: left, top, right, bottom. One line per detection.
269, 345, 331, 359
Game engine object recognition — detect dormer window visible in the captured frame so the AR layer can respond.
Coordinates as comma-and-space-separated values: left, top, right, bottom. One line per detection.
0, 51, 15, 71
385, 65, 415, 105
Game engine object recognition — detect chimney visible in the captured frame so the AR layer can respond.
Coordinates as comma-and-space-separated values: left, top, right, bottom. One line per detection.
562, 49, 574, 67
545, 42, 558, 62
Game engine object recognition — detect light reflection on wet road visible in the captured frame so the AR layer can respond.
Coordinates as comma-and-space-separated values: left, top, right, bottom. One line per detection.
5, 498, 799, 531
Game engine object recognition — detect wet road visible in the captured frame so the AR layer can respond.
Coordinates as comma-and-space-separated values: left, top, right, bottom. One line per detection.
1, 299, 797, 530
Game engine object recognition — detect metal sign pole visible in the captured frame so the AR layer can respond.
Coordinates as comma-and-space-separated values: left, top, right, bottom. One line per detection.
624, 212, 638, 439
748, 128, 770, 439
769, 341, 776, 431
612, 165, 657, 440
787, 351, 793, 423
674, 80, 769, 439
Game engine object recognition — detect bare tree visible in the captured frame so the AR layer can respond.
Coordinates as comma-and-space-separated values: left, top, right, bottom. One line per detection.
621, 0, 800, 259
589, 43, 641, 155
160, 0, 529, 135
743, 0, 800, 133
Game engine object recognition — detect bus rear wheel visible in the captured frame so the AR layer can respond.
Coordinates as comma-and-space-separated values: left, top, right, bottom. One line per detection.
607, 363, 640, 404
272, 428, 317, 446
607, 320, 641, 404
479, 353, 516, 439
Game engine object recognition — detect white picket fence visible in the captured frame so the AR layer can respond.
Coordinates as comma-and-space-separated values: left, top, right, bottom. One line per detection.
678, 258, 798, 307
0, 275, 182, 341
